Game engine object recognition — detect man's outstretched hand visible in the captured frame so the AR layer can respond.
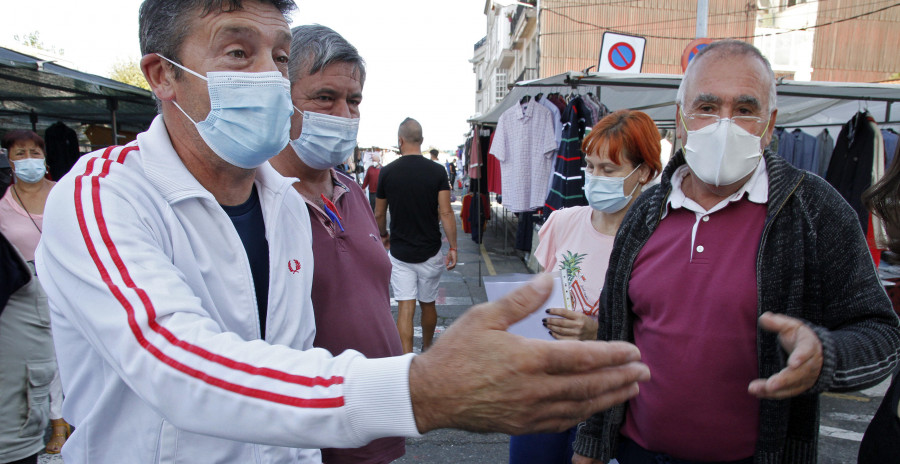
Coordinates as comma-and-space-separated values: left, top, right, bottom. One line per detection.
409, 273, 649, 435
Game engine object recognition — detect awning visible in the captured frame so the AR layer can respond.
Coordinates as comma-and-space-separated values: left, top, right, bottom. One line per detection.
470, 72, 900, 130
0, 46, 156, 134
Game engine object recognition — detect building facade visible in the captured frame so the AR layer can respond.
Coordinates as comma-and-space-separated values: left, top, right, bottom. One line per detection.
472, 0, 900, 118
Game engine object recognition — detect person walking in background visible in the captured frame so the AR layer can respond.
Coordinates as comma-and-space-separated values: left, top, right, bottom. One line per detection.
509, 110, 662, 464
446, 158, 457, 191
268, 24, 405, 464
376, 118, 457, 354
0, 130, 71, 460
573, 40, 900, 464
362, 154, 382, 211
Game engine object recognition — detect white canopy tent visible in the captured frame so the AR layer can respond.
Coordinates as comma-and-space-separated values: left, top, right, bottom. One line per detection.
469, 72, 900, 133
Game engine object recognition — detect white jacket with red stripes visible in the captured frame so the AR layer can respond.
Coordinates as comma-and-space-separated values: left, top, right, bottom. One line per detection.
35, 116, 419, 463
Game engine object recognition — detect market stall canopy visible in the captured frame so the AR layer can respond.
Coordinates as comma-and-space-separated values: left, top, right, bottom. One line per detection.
0, 46, 156, 133
470, 72, 900, 131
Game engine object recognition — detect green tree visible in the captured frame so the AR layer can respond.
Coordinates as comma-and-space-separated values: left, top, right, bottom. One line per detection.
109, 59, 150, 91
14, 31, 64, 55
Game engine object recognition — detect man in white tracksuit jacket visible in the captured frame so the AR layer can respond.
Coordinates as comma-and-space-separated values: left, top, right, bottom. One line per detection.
35, 1, 651, 462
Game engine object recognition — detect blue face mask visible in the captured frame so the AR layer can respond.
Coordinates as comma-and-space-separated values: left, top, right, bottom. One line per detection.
288, 109, 360, 170
157, 54, 293, 169
584, 163, 642, 213
13, 158, 47, 183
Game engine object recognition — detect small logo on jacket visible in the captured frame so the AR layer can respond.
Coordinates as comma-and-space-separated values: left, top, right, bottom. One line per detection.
288, 259, 302, 274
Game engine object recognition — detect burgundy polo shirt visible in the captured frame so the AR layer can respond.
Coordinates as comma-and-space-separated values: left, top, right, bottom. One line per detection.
302, 170, 405, 464
621, 165, 768, 461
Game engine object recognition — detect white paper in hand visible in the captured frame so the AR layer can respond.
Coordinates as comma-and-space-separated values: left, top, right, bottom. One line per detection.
482, 273, 568, 341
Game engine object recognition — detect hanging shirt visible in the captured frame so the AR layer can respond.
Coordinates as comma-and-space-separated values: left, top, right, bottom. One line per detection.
490, 101, 557, 212
538, 96, 563, 147
779, 129, 818, 173
816, 128, 835, 176
882, 129, 899, 168
543, 96, 592, 219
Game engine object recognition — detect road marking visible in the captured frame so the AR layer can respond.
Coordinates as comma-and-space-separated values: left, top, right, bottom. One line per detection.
828, 413, 874, 423
823, 392, 871, 402
819, 425, 864, 442
391, 297, 473, 306
481, 243, 496, 276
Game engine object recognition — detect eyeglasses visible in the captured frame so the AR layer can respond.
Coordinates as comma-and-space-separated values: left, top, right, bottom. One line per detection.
681, 111, 769, 133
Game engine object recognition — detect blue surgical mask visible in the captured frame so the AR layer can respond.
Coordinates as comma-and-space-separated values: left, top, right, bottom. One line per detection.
157, 54, 293, 169
13, 158, 47, 183
584, 164, 642, 213
288, 109, 360, 170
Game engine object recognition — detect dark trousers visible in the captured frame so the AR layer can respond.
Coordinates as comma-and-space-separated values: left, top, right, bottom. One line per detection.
508, 426, 576, 464
858, 367, 900, 463
617, 437, 753, 464
6, 453, 39, 464
368, 192, 376, 211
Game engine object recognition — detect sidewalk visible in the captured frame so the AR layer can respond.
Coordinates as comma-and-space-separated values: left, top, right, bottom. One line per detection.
392, 196, 530, 463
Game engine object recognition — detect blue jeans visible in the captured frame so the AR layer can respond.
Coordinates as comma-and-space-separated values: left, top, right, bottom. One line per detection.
509, 426, 577, 464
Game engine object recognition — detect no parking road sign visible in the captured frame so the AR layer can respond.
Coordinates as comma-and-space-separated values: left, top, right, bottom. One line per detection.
681, 37, 715, 72
598, 32, 646, 74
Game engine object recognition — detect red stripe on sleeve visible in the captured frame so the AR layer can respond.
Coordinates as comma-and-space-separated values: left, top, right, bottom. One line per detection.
73, 150, 344, 408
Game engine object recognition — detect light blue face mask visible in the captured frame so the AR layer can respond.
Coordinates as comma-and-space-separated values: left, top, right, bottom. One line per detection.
157, 54, 293, 169
584, 163, 642, 213
13, 158, 47, 183
289, 108, 360, 170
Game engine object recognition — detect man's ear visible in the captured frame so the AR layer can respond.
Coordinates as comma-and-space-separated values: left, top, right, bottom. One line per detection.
141, 54, 175, 102
761, 109, 778, 149
674, 105, 686, 144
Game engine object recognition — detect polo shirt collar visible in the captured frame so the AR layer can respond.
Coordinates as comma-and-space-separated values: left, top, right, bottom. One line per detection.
664, 158, 769, 217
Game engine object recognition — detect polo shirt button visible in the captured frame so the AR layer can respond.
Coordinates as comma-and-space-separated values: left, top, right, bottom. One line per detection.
696, 245, 705, 253
702, 215, 710, 222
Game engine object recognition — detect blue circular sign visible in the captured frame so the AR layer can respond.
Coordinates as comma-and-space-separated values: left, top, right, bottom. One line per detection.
608, 42, 636, 71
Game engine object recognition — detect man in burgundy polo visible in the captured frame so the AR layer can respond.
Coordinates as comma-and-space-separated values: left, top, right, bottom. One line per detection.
573, 40, 900, 464
269, 25, 404, 464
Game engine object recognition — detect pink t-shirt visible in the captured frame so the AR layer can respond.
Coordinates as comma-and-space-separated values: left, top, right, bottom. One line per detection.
0, 188, 43, 261
534, 206, 615, 316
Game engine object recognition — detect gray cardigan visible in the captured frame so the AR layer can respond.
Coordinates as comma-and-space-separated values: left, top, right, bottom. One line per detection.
573, 151, 900, 464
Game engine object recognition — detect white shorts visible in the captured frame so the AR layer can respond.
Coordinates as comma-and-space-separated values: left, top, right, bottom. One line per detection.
390, 251, 444, 302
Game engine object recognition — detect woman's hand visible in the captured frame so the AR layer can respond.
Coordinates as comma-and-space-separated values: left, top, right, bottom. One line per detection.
572, 453, 605, 464
544, 307, 599, 341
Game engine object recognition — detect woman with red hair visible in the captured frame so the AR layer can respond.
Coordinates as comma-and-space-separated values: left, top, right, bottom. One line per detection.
510, 110, 662, 464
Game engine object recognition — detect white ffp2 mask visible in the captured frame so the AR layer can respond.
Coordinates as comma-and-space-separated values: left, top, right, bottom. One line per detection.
682, 117, 767, 187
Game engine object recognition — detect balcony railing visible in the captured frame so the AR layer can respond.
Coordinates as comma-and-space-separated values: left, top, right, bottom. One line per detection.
515, 67, 538, 83
473, 36, 487, 52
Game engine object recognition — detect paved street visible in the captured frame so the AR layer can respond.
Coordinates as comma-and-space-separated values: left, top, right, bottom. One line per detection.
38, 198, 894, 463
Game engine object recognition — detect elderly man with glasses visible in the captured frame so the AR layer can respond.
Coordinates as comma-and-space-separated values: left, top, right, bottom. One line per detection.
572, 40, 900, 464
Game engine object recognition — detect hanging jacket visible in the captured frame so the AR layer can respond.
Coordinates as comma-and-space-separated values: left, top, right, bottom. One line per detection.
35, 116, 420, 464
825, 111, 877, 233
44, 121, 81, 181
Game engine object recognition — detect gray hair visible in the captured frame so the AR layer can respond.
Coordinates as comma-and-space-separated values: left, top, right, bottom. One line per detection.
288, 24, 366, 87
139, 0, 297, 78
676, 39, 777, 114
398, 118, 424, 144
